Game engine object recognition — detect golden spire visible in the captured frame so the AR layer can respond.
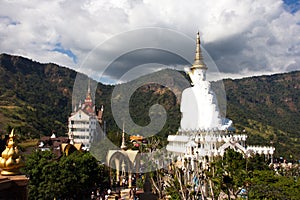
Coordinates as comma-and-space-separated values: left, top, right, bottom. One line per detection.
191, 32, 207, 70
0, 129, 24, 175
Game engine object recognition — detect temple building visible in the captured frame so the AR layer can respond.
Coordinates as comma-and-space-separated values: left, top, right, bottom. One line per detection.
166, 32, 275, 165
68, 81, 104, 151
38, 132, 83, 157
106, 126, 140, 189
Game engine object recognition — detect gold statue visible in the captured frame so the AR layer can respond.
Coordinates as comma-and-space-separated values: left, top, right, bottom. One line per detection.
0, 129, 24, 175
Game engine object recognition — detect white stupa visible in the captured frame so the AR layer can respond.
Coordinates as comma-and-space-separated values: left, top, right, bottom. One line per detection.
166, 32, 275, 164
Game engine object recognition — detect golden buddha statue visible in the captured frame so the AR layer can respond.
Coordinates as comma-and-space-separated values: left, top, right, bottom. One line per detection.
0, 129, 24, 175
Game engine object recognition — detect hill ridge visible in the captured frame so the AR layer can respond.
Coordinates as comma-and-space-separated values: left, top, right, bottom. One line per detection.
0, 53, 299, 158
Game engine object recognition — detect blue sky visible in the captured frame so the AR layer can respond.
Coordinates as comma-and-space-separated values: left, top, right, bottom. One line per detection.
52, 43, 77, 64
283, 0, 300, 13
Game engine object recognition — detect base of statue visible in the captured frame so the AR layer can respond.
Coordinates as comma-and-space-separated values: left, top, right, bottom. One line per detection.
1, 168, 21, 176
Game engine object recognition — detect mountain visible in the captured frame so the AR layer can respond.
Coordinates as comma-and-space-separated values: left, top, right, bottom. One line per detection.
225, 72, 300, 158
0, 53, 74, 137
0, 53, 299, 158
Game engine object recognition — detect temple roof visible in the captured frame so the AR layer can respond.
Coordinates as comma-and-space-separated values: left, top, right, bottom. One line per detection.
73, 80, 96, 115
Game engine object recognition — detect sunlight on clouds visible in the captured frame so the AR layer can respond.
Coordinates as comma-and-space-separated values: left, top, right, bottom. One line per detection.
0, 0, 299, 82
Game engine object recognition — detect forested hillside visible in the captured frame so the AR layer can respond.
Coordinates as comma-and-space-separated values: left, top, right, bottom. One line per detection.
225, 72, 300, 158
0, 53, 75, 137
0, 53, 299, 158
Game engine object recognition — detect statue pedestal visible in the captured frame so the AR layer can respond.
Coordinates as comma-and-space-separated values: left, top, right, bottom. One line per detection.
0, 174, 29, 200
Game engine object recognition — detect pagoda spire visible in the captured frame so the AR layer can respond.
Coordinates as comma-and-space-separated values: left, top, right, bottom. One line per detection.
86, 79, 92, 101
84, 79, 93, 109
88, 79, 91, 96
120, 122, 127, 150
191, 31, 207, 70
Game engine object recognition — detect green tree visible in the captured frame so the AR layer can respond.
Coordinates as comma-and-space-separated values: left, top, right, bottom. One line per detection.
248, 170, 300, 199
22, 150, 109, 199
22, 150, 59, 199
165, 165, 188, 200
212, 149, 247, 199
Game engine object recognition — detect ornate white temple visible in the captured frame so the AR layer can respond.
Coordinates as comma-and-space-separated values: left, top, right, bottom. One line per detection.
68, 81, 105, 151
166, 32, 275, 163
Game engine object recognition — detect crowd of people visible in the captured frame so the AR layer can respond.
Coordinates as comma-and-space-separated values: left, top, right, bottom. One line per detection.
91, 187, 139, 200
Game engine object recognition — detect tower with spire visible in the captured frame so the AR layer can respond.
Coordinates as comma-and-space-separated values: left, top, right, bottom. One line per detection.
188, 32, 208, 85
120, 123, 127, 150
68, 79, 105, 151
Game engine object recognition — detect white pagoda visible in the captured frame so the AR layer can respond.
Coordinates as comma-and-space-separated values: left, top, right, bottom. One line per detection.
68, 81, 105, 151
166, 32, 275, 164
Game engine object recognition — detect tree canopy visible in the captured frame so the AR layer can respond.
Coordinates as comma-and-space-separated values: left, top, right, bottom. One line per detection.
22, 150, 110, 199
165, 149, 300, 200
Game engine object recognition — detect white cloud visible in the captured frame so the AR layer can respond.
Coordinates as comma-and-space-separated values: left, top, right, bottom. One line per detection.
0, 0, 299, 82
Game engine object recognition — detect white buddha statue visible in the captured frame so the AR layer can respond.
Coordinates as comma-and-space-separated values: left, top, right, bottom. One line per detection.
180, 32, 222, 131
